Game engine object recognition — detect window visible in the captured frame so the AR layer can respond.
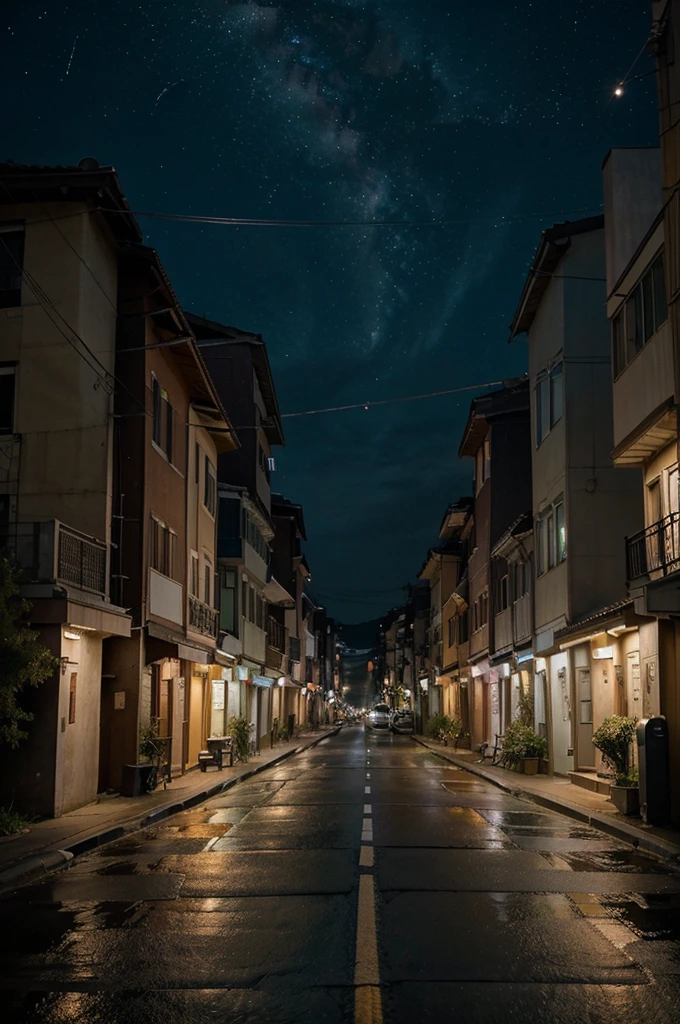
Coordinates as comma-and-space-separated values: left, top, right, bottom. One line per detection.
258, 445, 271, 481
458, 611, 469, 644
555, 499, 566, 563
612, 251, 668, 378
0, 365, 16, 434
256, 594, 265, 629
495, 573, 509, 612
475, 435, 491, 492
536, 498, 565, 576
149, 514, 176, 578
483, 436, 491, 480
204, 456, 216, 516
220, 568, 238, 636
480, 590, 488, 626
68, 673, 77, 725
204, 556, 212, 606
241, 578, 248, 618
195, 443, 200, 484
536, 362, 563, 445
151, 374, 174, 462
190, 552, 199, 597
448, 616, 455, 647
0, 224, 24, 308
514, 560, 530, 599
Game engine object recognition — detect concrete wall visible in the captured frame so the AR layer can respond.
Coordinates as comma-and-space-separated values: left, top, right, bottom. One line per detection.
602, 148, 661, 297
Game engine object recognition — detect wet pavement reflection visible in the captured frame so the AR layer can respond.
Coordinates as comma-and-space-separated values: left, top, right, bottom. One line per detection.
0, 727, 679, 1022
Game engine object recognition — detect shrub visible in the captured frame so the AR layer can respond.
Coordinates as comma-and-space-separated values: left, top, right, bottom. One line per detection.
504, 720, 548, 760
427, 713, 462, 745
227, 716, 251, 762
592, 715, 637, 786
0, 804, 36, 836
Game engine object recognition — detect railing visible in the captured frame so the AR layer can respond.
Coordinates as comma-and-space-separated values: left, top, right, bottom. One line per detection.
58, 524, 107, 594
188, 594, 219, 638
626, 512, 680, 581
1, 520, 107, 598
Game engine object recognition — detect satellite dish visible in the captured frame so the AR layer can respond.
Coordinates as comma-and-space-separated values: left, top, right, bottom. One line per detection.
78, 157, 99, 171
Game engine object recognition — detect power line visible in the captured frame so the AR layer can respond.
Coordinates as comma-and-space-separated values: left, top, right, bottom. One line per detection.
101, 204, 600, 230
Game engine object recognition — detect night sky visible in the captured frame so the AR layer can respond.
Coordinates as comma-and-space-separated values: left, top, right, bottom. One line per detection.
3, 2, 659, 623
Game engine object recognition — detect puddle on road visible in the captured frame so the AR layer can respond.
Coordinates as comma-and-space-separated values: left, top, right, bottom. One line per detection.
544, 848, 671, 874
91, 899, 146, 929
600, 894, 680, 939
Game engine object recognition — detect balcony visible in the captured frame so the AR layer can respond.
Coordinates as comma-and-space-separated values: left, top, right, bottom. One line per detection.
1, 520, 107, 598
189, 594, 218, 638
627, 513, 680, 582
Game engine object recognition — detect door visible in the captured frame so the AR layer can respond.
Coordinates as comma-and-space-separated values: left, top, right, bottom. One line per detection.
489, 682, 501, 746
626, 651, 641, 720
187, 675, 204, 766
576, 667, 594, 769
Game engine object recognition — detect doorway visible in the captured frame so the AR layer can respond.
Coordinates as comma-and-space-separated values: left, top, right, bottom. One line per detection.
575, 666, 594, 769
626, 650, 642, 720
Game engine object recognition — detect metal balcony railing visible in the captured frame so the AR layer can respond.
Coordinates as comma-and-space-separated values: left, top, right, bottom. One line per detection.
189, 594, 219, 638
626, 512, 680, 582
1, 520, 107, 598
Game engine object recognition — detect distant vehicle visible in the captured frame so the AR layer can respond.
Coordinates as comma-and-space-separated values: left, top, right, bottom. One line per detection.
367, 703, 391, 730
390, 709, 414, 734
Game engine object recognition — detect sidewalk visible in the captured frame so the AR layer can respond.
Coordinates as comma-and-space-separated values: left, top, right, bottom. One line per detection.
412, 735, 680, 865
0, 726, 340, 887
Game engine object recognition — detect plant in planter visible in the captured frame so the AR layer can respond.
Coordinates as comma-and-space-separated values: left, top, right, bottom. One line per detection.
426, 713, 461, 746
592, 715, 639, 815
227, 715, 251, 763
503, 721, 547, 774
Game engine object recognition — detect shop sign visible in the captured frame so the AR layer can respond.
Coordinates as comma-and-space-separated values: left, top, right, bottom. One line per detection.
212, 681, 225, 710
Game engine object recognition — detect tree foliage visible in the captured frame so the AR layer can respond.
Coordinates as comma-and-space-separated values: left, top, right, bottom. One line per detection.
0, 557, 58, 748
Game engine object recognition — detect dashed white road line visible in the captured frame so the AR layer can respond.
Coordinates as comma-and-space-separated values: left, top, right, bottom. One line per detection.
364, 804, 372, 814
365, 786, 371, 794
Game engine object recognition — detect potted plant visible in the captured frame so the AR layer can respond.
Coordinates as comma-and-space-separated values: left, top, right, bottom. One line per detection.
503, 720, 547, 774
592, 715, 639, 816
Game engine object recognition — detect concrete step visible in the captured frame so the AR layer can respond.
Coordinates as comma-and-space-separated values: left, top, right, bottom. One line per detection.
568, 770, 611, 796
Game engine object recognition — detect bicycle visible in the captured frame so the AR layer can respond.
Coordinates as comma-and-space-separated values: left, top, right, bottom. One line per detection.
144, 737, 171, 792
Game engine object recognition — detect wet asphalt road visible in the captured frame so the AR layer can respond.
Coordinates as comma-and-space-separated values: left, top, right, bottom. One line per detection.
1, 726, 680, 1023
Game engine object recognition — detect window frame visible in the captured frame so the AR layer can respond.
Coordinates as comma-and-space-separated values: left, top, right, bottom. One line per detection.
0, 364, 16, 434
612, 250, 668, 380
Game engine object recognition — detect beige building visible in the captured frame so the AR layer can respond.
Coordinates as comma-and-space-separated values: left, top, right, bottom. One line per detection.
510, 214, 644, 776
0, 161, 133, 815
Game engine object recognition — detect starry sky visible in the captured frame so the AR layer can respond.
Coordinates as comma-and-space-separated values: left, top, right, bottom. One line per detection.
3, 1, 659, 623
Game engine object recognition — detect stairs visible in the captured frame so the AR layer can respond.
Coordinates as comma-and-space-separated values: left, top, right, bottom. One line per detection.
568, 770, 611, 796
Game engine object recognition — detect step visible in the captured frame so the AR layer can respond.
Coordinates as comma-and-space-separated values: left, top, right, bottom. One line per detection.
568, 770, 611, 796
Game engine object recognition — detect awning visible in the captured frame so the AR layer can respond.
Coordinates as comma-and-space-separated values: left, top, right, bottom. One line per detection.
146, 621, 213, 665
263, 576, 295, 607
252, 675, 274, 688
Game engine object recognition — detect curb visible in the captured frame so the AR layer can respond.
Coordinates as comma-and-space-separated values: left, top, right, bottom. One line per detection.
0, 727, 340, 890
412, 735, 680, 866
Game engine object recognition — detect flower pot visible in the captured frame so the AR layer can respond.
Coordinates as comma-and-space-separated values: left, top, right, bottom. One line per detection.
521, 757, 539, 775
610, 785, 640, 816
538, 758, 549, 774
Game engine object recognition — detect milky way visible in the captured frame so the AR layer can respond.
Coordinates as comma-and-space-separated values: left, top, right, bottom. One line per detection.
2, 0, 658, 621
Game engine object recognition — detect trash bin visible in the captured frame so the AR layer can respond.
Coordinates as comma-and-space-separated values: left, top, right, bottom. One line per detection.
120, 763, 154, 797
636, 717, 671, 826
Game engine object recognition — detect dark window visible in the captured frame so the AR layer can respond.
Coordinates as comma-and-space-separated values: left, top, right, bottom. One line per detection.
241, 579, 248, 618
448, 616, 455, 647
220, 568, 238, 636
549, 362, 563, 427
195, 443, 200, 484
204, 558, 211, 606
151, 375, 174, 462
0, 225, 24, 308
0, 365, 16, 434
613, 251, 668, 378
458, 611, 469, 644
204, 456, 216, 516
536, 362, 563, 445
149, 515, 176, 578
68, 672, 77, 724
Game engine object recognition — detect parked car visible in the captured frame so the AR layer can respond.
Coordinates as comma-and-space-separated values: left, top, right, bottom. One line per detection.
366, 703, 391, 730
391, 709, 414, 734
